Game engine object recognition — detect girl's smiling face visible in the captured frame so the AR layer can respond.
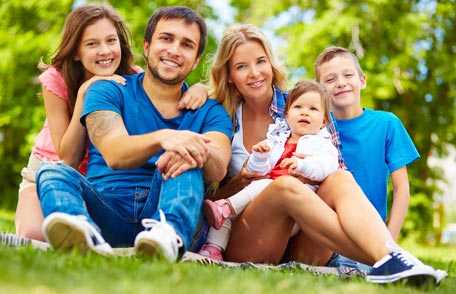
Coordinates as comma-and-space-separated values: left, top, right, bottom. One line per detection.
76, 17, 121, 79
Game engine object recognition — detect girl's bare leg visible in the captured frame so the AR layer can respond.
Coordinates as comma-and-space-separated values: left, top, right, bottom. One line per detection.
15, 185, 45, 241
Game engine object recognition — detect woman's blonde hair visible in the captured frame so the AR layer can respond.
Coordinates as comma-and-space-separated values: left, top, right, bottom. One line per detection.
209, 24, 287, 117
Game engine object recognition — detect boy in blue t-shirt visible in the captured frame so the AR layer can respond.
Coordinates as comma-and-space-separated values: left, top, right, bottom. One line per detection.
315, 46, 419, 241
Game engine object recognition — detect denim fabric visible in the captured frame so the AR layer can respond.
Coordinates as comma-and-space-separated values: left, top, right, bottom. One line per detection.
327, 254, 372, 274
188, 217, 209, 252
36, 163, 204, 249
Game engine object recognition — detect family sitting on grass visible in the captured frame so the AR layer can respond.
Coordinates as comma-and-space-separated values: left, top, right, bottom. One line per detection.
13, 4, 447, 286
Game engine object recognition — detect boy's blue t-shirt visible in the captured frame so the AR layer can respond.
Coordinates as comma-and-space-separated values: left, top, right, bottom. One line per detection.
334, 108, 419, 220
81, 72, 233, 191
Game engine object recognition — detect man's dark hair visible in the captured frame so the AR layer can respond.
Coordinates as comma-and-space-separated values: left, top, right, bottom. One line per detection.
144, 6, 207, 57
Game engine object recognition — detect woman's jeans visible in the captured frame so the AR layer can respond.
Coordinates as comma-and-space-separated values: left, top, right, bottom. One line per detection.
36, 163, 204, 249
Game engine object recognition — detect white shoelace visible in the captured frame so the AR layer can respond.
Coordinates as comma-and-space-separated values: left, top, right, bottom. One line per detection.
386, 240, 423, 267
76, 215, 107, 246
391, 252, 414, 267
141, 210, 183, 247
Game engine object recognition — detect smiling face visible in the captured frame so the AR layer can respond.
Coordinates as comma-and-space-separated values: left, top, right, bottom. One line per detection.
319, 55, 366, 115
228, 40, 274, 103
286, 91, 326, 138
144, 18, 200, 85
76, 18, 121, 79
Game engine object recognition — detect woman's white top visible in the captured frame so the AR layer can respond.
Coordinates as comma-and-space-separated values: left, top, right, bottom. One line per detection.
229, 104, 250, 177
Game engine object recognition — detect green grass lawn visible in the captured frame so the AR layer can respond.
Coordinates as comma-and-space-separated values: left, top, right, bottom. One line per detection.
1, 209, 455, 294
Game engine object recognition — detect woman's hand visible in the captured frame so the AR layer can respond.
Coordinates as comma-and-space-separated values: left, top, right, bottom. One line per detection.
280, 157, 298, 174
233, 160, 269, 188
178, 83, 209, 110
289, 152, 319, 185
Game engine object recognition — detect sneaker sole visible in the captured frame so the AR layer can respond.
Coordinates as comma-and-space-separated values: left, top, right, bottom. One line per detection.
135, 238, 165, 259
44, 217, 89, 253
366, 268, 437, 286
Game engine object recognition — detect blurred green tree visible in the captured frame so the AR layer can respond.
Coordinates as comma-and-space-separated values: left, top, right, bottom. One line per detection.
230, 0, 456, 241
0, 0, 73, 208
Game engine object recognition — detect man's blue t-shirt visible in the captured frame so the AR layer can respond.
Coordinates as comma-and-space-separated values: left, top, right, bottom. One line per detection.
81, 72, 232, 191
334, 108, 419, 220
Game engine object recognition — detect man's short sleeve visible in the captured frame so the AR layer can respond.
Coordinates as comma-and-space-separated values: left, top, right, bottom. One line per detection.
80, 80, 123, 125
385, 113, 420, 172
202, 102, 233, 139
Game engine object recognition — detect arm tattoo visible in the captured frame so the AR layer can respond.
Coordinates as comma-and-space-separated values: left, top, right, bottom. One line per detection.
86, 111, 124, 146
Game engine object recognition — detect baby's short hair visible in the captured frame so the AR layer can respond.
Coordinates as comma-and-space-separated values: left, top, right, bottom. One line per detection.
314, 46, 364, 81
285, 80, 330, 123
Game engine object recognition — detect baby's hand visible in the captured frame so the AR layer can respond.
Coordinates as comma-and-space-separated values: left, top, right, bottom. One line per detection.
252, 140, 271, 153
292, 152, 306, 159
280, 157, 298, 173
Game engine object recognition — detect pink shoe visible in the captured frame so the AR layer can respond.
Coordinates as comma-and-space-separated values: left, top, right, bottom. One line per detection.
204, 199, 232, 229
198, 243, 223, 261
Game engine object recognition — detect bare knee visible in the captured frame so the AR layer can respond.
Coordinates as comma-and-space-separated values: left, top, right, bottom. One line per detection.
318, 170, 364, 205
271, 176, 305, 194
268, 176, 316, 204
323, 170, 355, 187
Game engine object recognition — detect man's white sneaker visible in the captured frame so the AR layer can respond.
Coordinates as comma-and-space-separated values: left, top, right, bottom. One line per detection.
134, 210, 183, 262
42, 212, 113, 256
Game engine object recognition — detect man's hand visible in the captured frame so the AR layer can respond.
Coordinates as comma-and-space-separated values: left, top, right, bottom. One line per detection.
156, 151, 200, 179
160, 130, 211, 167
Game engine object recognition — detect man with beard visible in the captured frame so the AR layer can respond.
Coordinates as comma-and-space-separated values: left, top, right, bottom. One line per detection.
36, 6, 232, 262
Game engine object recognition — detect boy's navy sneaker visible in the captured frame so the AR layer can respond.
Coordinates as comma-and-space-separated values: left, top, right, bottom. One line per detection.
366, 251, 439, 285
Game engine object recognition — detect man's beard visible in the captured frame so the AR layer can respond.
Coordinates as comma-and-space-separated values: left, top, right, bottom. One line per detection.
147, 59, 187, 86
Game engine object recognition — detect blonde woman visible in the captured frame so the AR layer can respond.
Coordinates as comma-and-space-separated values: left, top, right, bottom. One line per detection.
206, 24, 442, 285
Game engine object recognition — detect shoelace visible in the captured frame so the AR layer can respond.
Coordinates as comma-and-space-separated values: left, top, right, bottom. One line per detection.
386, 240, 423, 266
75, 215, 107, 246
391, 252, 414, 267
141, 210, 183, 247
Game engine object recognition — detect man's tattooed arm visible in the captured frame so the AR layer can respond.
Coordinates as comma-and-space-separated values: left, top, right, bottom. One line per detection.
86, 111, 128, 149
85, 110, 163, 169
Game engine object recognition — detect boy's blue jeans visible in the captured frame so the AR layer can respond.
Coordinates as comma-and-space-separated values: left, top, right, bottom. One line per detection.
36, 163, 204, 249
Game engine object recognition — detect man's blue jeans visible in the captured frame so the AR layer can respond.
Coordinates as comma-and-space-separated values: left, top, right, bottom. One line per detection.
36, 163, 204, 249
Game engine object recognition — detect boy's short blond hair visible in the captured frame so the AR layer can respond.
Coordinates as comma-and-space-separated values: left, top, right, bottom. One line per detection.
314, 46, 364, 82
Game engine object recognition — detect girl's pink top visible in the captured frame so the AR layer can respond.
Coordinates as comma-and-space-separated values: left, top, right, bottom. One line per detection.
32, 67, 88, 173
